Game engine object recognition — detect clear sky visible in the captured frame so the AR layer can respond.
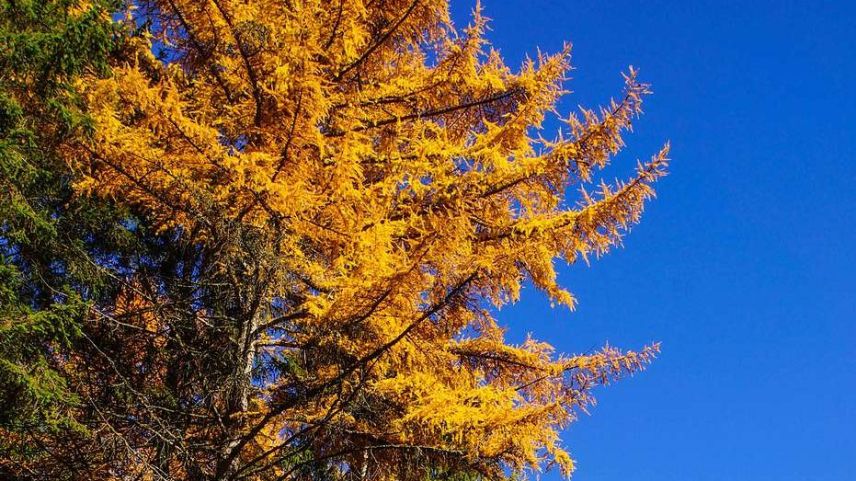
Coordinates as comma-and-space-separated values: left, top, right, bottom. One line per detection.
448, 1, 856, 480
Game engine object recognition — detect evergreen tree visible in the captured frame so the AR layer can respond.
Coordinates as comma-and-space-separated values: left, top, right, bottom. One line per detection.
0, 1, 123, 476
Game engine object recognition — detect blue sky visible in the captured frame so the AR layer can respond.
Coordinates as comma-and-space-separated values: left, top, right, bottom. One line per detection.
448, 1, 856, 480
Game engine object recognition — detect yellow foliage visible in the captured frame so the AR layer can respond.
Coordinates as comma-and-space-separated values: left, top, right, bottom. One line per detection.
65, 0, 668, 479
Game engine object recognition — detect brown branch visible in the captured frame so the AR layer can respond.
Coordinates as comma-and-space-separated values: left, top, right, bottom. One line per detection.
335, 0, 421, 81
451, 349, 545, 372
210, 0, 265, 128
326, 87, 522, 137
251, 309, 309, 336
218, 271, 479, 475
165, 0, 235, 103
355, 88, 522, 132
323, 0, 345, 51
272, 91, 304, 181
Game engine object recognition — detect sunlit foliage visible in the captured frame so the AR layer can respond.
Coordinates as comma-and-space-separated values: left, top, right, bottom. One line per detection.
1, 0, 668, 480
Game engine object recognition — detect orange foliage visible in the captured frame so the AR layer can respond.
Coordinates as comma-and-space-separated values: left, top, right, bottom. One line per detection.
65, 0, 668, 479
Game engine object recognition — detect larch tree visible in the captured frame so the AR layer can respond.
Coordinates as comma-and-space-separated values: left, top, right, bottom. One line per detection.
1, 0, 669, 480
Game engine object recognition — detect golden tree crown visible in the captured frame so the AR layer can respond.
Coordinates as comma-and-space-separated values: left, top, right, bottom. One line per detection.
67, 0, 669, 478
